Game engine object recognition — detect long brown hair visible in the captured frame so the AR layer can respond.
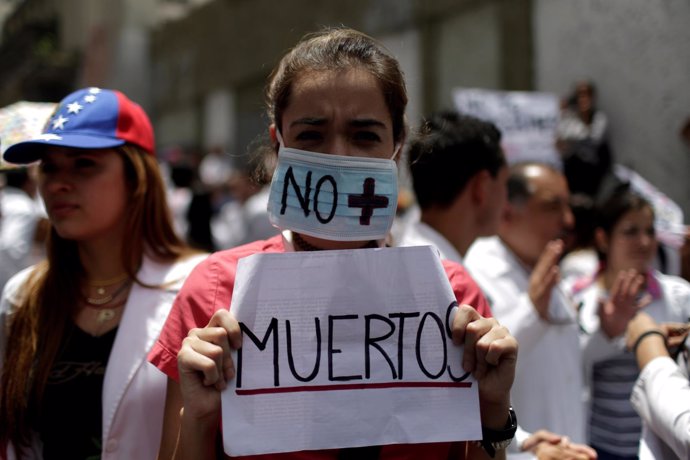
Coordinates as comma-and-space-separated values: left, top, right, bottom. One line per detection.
0, 145, 195, 453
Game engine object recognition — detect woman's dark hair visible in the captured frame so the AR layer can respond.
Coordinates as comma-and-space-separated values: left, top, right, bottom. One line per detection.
251, 27, 408, 183
595, 185, 655, 261
266, 27, 407, 144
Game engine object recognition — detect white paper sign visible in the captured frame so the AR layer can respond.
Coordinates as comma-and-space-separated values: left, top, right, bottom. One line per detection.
453, 87, 561, 167
221, 246, 481, 456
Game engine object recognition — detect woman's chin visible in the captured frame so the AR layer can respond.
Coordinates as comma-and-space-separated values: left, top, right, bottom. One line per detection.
298, 234, 374, 251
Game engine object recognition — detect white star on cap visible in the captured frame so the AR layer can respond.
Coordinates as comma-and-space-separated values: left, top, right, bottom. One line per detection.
84, 95, 97, 103
66, 101, 83, 114
36, 133, 63, 141
88, 87, 101, 94
52, 115, 68, 130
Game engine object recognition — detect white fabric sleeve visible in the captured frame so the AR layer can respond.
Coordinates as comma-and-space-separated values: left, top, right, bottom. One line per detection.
0, 204, 37, 288
580, 326, 626, 369
511, 424, 532, 453
631, 356, 690, 460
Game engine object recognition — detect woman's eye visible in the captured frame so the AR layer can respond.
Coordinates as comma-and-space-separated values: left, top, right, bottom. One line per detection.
39, 162, 56, 174
621, 227, 639, 236
354, 131, 381, 142
295, 131, 323, 142
75, 158, 97, 169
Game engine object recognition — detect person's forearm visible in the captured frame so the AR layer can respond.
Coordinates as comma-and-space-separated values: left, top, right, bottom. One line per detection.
475, 401, 512, 459
480, 400, 512, 429
172, 408, 219, 460
635, 332, 668, 370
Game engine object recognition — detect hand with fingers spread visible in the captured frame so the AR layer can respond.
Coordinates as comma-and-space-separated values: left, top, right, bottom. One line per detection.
528, 240, 564, 321
451, 304, 517, 428
177, 309, 242, 424
599, 269, 650, 338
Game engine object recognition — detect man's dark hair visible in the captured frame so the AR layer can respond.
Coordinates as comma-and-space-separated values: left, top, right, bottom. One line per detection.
408, 111, 505, 210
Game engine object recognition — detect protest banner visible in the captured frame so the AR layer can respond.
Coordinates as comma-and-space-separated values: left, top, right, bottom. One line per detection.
221, 246, 481, 456
453, 87, 561, 166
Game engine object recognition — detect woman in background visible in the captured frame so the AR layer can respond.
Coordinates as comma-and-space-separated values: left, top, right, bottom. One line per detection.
0, 87, 206, 459
572, 188, 690, 459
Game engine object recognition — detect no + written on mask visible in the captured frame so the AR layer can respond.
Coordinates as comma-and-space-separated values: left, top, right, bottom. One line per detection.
267, 133, 400, 242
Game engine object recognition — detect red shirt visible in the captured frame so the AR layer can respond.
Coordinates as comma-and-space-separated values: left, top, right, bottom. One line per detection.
149, 235, 492, 459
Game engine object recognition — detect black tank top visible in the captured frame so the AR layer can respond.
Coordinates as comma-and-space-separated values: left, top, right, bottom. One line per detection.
38, 324, 118, 460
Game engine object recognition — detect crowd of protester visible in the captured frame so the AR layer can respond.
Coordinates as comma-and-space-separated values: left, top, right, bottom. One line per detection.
0, 27, 689, 460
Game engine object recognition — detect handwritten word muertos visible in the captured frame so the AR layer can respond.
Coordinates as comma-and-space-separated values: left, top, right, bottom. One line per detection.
221, 247, 482, 456
235, 301, 471, 393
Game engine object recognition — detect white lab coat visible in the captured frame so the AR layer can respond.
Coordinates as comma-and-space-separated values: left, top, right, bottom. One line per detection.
0, 187, 43, 292
573, 271, 690, 456
631, 355, 690, 460
397, 220, 464, 264
465, 236, 586, 445
0, 253, 207, 460
398, 225, 544, 456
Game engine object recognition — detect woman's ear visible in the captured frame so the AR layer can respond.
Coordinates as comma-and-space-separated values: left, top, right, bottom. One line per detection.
269, 124, 279, 152
595, 228, 608, 254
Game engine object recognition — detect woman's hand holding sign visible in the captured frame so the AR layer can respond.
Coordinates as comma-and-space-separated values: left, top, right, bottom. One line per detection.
178, 309, 241, 423
452, 304, 517, 429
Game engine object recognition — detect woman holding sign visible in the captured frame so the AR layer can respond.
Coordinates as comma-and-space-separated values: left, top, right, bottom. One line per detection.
150, 28, 518, 460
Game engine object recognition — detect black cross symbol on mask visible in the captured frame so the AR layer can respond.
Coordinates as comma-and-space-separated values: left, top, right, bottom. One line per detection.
347, 178, 389, 226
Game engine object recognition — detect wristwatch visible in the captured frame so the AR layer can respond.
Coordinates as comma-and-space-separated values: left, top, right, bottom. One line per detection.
480, 406, 518, 458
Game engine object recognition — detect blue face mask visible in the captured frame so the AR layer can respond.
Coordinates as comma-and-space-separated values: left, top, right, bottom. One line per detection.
267, 136, 400, 242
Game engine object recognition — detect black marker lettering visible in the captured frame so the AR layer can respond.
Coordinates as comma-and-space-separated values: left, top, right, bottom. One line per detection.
285, 318, 322, 382
415, 312, 447, 379
238, 318, 280, 387
389, 312, 420, 379
364, 314, 397, 379
328, 315, 362, 381
313, 175, 337, 224
281, 166, 312, 216
444, 301, 470, 381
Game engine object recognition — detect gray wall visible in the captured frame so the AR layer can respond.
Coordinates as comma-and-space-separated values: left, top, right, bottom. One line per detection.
534, 0, 690, 216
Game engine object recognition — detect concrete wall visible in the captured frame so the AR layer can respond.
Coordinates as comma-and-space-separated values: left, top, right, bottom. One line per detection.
150, 0, 532, 159
534, 0, 690, 216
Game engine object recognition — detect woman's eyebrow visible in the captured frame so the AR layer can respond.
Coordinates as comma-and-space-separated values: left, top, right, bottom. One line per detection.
290, 117, 327, 127
64, 151, 99, 158
350, 119, 387, 129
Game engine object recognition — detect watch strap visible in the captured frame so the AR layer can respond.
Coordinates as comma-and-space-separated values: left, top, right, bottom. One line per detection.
480, 406, 518, 458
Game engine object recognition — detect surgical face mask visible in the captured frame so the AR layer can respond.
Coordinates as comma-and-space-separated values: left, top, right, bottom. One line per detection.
267, 135, 400, 242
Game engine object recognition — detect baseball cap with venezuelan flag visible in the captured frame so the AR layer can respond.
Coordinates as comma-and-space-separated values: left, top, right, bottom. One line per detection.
3, 87, 154, 164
